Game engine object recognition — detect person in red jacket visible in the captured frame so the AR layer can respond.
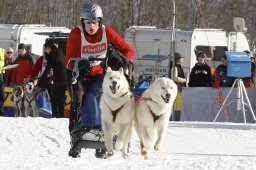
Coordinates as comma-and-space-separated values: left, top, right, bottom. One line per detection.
31, 48, 54, 88
66, 2, 134, 159
12, 43, 34, 84
66, 4, 134, 74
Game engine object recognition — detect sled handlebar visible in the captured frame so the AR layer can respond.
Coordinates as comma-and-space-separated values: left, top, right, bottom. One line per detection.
68, 57, 107, 84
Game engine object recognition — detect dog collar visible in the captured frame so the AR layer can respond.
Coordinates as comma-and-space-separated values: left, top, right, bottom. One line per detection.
119, 92, 129, 98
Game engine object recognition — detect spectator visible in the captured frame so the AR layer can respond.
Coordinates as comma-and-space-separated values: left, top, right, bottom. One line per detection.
215, 55, 235, 87
243, 50, 255, 87
31, 47, 54, 88
250, 55, 255, 65
172, 53, 186, 87
171, 53, 186, 121
35, 39, 67, 118
66, 2, 134, 158
251, 67, 256, 88
0, 48, 6, 116
12, 43, 34, 84
189, 52, 213, 87
4, 47, 15, 85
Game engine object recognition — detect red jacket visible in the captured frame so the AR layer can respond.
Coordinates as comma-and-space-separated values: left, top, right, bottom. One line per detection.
12, 55, 34, 84
31, 56, 53, 87
66, 25, 135, 76
31, 56, 44, 79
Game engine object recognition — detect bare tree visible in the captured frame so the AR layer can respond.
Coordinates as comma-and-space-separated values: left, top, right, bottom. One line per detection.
0, 0, 255, 48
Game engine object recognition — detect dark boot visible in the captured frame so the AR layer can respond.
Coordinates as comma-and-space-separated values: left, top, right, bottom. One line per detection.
0, 107, 6, 116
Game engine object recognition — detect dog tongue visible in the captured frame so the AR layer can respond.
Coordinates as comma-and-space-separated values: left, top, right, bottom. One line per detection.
110, 86, 117, 94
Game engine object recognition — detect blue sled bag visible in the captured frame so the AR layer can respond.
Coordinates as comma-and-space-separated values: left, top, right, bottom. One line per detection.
79, 76, 104, 128
37, 90, 52, 118
132, 75, 153, 98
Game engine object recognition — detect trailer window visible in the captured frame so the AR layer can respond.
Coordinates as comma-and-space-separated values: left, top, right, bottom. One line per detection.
213, 46, 228, 61
195, 46, 227, 61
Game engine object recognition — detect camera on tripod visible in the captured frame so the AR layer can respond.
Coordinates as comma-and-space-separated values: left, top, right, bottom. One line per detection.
226, 51, 251, 78
213, 51, 256, 123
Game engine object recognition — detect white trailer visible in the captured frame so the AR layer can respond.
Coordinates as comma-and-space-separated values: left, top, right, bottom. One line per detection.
0, 24, 70, 60
124, 26, 250, 78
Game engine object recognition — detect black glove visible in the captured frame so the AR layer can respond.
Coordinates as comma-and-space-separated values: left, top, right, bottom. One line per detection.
78, 60, 91, 79
107, 54, 124, 71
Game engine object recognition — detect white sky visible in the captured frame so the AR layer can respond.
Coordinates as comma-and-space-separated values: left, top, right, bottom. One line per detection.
0, 118, 256, 170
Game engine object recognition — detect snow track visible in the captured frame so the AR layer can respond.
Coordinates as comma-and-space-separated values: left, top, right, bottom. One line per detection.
0, 118, 255, 170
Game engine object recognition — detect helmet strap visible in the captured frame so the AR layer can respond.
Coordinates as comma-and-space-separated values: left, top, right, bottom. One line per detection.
99, 18, 102, 26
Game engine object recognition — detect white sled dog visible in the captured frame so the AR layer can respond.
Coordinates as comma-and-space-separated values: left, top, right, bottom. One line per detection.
135, 77, 178, 159
23, 81, 39, 117
100, 67, 135, 158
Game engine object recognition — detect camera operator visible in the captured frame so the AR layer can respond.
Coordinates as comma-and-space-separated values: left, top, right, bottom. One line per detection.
215, 55, 235, 87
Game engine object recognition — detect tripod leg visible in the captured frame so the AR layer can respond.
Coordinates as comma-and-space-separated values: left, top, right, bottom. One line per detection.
238, 80, 246, 123
241, 81, 256, 122
213, 79, 238, 122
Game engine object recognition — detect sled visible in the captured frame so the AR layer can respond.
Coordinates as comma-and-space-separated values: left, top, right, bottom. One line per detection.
3, 84, 52, 117
68, 58, 108, 158
68, 50, 137, 158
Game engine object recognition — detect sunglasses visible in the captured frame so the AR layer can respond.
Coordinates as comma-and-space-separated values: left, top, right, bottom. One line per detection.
6, 52, 13, 54
82, 19, 99, 25
197, 53, 205, 58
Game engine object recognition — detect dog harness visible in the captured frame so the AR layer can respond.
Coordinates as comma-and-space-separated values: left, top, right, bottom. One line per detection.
111, 104, 125, 122
15, 98, 23, 116
148, 105, 164, 122
24, 95, 35, 108
108, 92, 130, 122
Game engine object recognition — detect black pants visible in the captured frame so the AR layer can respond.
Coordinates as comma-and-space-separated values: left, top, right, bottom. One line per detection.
0, 74, 5, 116
49, 82, 66, 118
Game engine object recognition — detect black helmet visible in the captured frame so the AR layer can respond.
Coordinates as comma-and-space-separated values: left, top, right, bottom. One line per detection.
80, 3, 103, 20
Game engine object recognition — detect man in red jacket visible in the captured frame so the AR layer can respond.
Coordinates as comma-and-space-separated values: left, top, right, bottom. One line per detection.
12, 43, 34, 84
66, 2, 134, 159
66, 5, 134, 75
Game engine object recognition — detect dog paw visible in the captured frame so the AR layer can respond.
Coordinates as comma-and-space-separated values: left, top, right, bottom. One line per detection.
154, 144, 160, 150
141, 147, 147, 156
114, 139, 123, 151
122, 153, 129, 159
107, 150, 114, 157
144, 154, 149, 160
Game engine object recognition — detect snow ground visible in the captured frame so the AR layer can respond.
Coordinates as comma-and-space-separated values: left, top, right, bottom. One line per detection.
0, 117, 256, 170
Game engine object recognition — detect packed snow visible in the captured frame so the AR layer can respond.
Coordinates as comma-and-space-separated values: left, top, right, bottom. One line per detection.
0, 117, 256, 170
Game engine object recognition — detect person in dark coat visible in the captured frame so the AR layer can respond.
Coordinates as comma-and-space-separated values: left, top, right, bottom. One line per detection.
36, 39, 67, 118
189, 52, 213, 87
